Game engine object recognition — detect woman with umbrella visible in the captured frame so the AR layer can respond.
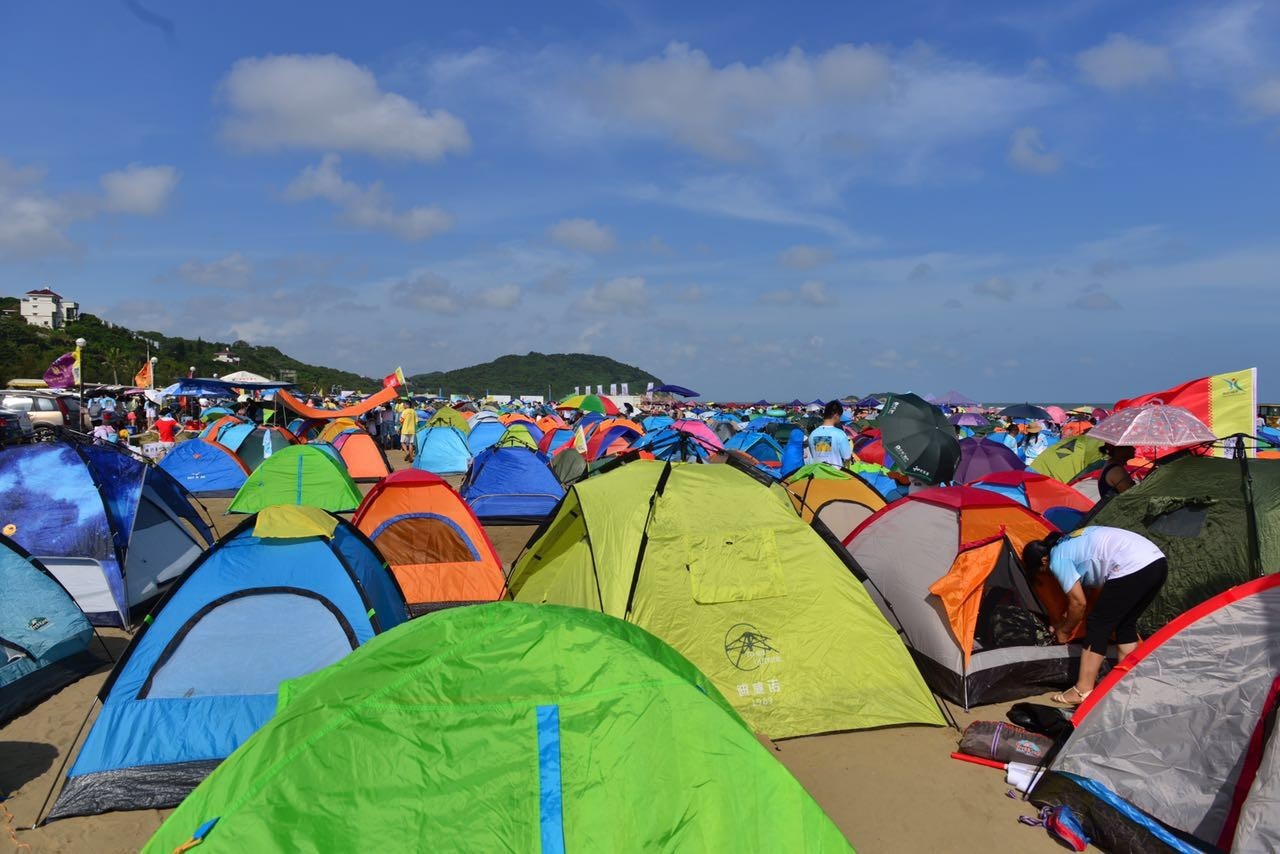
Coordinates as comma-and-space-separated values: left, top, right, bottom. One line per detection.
1022, 527, 1167, 706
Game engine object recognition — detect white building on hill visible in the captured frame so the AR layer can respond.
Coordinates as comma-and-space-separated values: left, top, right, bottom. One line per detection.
20, 288, 78, 328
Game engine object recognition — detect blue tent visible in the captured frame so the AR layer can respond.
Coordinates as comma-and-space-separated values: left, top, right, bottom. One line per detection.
414, 426, 472, 475
642, 415, 675, 432
746, 416, 783, 432
159, 439, 250, 497
0, 439, 213, 627
460, 446, 565, 524
780, 428, 806, 478
1, 534, 100, 725
724, 432, 785, 478
48, 507, 407, 819
466, 420, 507, 456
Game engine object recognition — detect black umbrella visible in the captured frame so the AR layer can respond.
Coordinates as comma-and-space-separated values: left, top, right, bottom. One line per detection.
877, 393, 961, 484
1000, 403, 1053, 421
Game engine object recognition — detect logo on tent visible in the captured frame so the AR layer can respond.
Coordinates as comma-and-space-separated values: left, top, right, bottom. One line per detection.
28, 617, 49, 631
724, 623, 779, 671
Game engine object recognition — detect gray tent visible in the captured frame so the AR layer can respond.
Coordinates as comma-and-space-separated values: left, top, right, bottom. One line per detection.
1032, 574, 1280, 854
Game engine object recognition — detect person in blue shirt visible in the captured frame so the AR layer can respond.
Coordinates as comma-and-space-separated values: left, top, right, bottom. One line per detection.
1022, 527, 1167, 705
806, 401, 852, 467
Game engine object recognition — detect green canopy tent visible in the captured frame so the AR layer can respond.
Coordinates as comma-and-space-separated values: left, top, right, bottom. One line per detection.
1085, 441, 1280, 633
146, 603, 852, 853
509, 461, 943, 738
228, 445, 363, 514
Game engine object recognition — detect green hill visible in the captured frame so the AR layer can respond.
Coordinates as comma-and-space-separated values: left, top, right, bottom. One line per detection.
409, 352, 661, 399
0, 297, 377, 392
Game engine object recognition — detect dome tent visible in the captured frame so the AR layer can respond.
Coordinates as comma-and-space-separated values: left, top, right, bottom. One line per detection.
353, 470, 505, 615
460, 444, 565, 524
413, 425, 471, 475
0, 438, 213, 626
145, 603, 852, 853
0, 534, 101, 725
159, 439, 251, 497
1032, 574, 1280, 854
509, 461, 942, 738
49, 506, 406, 819
227, 444, 362, 514
842, 486, 1076, 708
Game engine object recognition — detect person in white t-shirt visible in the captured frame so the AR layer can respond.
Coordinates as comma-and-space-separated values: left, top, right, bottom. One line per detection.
806, 401, 852, 467
1023, 527, 1167, 705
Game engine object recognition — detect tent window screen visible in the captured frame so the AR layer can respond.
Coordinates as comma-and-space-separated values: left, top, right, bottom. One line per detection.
141, 591, 357, 698
375, 516, 479, 564
685, 530, 786, 604
1145, 500, 1212, 538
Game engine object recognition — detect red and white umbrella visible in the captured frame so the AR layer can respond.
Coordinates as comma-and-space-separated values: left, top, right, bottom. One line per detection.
1089, 404, 1216, 448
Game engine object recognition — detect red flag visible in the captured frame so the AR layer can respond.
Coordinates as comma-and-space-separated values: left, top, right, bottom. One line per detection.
133, 361, 152, 388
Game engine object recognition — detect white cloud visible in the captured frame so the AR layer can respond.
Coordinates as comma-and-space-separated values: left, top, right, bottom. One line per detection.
576, 276, 649, 313
779, 244, 833, 270
1070, 288, 1121, 310
174, 253, 254, 289
548, 217, 617, 252
1077, 34, 1175, 91
972, 276, 1015, 300
477, 283, 522, 309
221, 53, 470, 160
390, 272, 464, 314
759, 280, 837, 306
1007, 127, 1062, 174
100, 164, 179, 214
0, 160, 76, 256
284, 154, 453, 241
1244, 77, 1280, 114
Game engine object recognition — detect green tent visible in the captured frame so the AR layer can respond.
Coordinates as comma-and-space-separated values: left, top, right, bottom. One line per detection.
146, 603, 852, 853
228, 444, 362, 514
498, 423, 539, 450
1030, 435, 1105, 483
1087, 450, 1280, 633
509, 461, 943, 738
426, 406, 470, 434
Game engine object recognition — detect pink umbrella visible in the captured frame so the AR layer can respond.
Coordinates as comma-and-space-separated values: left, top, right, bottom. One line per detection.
1089, 404, 1216, 448
1044, 405, 1068, 424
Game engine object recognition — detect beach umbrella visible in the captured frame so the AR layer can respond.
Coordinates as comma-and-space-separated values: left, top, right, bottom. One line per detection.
1000, 403, 1054, 421
556, 393, 620, 416
954, 437, 1025, 483
1043, 405, 1068, 424
1089, 404, 1217, 448
877, 393, 961, 484
948, 412, 988, 428
651, 384, 700, 397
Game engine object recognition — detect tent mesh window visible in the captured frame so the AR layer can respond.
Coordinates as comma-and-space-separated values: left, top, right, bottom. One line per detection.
973, 544, 1051, 652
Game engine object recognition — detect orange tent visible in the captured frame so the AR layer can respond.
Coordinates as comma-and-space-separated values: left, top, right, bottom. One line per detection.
352, 469, 505, 614
332, 429, 392, 481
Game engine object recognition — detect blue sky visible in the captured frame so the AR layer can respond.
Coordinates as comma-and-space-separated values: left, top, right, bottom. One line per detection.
1, 1, 1277, 401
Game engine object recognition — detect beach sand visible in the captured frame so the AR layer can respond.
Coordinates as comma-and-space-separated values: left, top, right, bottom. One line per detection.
1, 455, 1062, 853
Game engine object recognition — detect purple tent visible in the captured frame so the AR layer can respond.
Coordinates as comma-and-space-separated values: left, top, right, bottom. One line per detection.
936, 390, 979, 407
948, 412, 988, 427
754, 399, 770, 406
807, 399, 825, 406
854, 396, 882, 408
954, 437, 1024, 483
788, 399, 804, 407
652, 384, 700, 397
923, 393, 939, 403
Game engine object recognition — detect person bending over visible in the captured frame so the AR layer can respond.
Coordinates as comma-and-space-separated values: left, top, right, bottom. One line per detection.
1022, 526, 1167, 706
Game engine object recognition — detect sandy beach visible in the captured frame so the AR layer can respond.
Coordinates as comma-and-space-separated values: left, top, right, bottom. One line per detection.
0, 454, 1067, 853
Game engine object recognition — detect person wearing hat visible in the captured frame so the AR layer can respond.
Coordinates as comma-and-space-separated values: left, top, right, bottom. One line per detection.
1022, 421, 1050, 465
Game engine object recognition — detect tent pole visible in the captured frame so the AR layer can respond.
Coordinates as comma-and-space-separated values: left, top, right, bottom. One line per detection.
1236, 435, 1263, 578
29, 700, 97, 829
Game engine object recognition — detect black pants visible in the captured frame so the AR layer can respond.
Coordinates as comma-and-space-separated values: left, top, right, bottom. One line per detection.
1084, 558, 1168, 655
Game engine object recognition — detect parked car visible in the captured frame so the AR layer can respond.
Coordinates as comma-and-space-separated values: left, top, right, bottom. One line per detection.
0, 408, 35, 445
0, 390, 79, 441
